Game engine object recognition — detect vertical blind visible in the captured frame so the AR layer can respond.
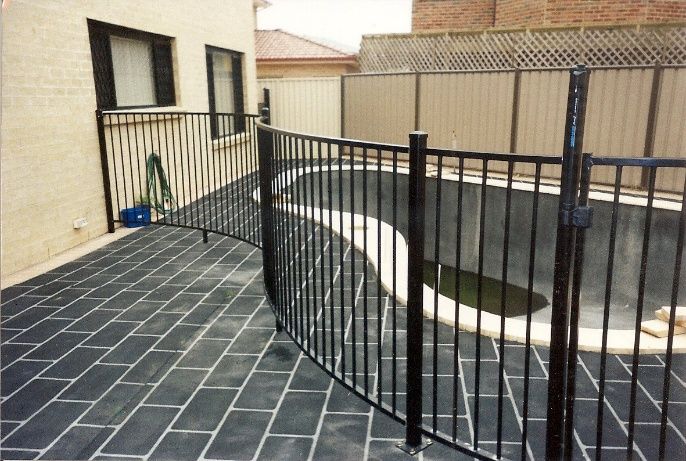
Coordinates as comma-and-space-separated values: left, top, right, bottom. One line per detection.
212, 51, 235, 136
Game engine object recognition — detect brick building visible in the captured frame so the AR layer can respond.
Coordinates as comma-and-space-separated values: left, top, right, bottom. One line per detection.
412, 0, 686, 32
1, 0, 259, 277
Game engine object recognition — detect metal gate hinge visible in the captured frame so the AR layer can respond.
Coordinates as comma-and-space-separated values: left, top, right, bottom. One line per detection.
561, 206, 593, 228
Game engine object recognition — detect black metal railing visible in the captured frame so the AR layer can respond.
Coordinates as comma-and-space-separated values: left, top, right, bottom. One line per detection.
97, 70, 686, 460
96, 110, 261, 246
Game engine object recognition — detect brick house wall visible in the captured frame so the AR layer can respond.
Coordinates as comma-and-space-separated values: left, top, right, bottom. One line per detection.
412, 0, 686, 31
1, 0, 258, 277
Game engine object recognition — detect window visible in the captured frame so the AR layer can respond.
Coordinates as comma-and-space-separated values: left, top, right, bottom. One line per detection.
88, 20, 175, 109
206, 46, 244, 138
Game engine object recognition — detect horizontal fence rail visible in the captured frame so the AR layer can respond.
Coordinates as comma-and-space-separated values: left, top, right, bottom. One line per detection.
96, 110, 261, 247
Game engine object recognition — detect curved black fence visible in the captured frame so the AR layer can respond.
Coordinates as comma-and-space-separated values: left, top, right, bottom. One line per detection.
97, 66, 686, 461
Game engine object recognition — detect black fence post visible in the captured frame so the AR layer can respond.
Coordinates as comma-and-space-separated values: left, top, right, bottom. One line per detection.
262, 88, 271, 124
399, 131, 430, 455
95, 110, 115, 233
257, 115, 277, 311
545, 64, 590, 460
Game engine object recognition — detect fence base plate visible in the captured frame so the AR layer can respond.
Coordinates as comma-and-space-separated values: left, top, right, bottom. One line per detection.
395, 439, 433, 456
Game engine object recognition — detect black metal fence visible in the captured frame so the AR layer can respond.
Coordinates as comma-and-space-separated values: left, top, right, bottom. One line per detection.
97, 66, 686, 460
96, 110, 261, 246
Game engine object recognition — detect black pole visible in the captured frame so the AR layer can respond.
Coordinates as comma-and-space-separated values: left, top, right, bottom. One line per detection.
545, 64, 590, 460
257, 115, 277, 309
400, 131, 429, 455
95, 110, 115, 233
262, 88, 271, 124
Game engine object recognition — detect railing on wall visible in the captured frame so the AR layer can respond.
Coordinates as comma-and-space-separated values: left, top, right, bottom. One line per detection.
97, 69, 686, 460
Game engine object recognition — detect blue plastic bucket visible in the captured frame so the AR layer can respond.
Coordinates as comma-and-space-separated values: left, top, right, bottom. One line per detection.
120, 206, 151, 228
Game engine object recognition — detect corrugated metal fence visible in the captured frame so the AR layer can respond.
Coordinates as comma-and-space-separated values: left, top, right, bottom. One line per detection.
342, 66, 686, 192
257, 77, 341, 138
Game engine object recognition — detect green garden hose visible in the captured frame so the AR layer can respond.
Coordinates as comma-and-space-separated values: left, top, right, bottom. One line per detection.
146, 152, 177, 215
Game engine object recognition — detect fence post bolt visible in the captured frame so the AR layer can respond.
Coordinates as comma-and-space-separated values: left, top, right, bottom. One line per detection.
545, 64, 590, 460
95, 110, 115, 233
257, 121, 277, 312
399, 131, 431, 455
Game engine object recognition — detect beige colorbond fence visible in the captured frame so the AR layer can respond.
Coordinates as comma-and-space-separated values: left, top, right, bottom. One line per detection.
258, 77, 341, 138
342, 66, 686, 192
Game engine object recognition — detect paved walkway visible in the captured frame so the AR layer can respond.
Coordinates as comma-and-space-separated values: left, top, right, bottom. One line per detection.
1, 194, 685, 460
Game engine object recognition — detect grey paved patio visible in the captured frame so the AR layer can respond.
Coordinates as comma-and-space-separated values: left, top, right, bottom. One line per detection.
1, 220, 685, 460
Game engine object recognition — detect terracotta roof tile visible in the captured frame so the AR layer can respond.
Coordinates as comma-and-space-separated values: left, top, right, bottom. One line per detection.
255, 29, 357, 61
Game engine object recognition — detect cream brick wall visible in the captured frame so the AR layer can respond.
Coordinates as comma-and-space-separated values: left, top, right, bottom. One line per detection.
1, 0, 259, 277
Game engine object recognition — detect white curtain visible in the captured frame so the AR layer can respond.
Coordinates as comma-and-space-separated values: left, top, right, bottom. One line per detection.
212, 51, 235, 135
110, 36, 156, 107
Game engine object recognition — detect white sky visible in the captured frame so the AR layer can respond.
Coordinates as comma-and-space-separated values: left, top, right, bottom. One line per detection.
257, 0, 412, 51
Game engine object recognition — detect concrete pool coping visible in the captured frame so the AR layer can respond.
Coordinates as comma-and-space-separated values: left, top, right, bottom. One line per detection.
255, 162, 686, 354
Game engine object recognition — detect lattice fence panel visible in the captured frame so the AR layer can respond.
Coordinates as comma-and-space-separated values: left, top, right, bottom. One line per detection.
359, 26, 685, 73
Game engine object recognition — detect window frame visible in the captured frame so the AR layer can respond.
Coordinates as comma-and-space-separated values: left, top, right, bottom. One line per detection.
87, 19, 176, 110
205, 45, 245, 139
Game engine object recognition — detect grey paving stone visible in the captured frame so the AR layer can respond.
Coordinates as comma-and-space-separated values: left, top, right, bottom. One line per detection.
203, 315, 248, 339
257, 436, 313, 461
101, 405, 178, 456
84, 321, 138, 347
186, 278, 222, 294
225, 295, 263, 315
8, 319, 72, 344
134, 312, 183, 335
99, 290, 148, 310
149, 431, 211, 461
178, 339, 229, 368
161, 293, 204, 313
1, 378, 68, 420
1, 421, 19, 438
0, 285, 33, 303
2, 307, 59, 330
312, 413, 369, 461
146, 368, 207, 406
73, 274, 118, 290
1, 343, 34, 367
227, 327, 273, 354
101, 336, 158, 364
2, 296, 46, 317
115, 268, 154, 283
155, 324, 203, 351
327, 381, 372, 414
80, 383, 152, 426
51, 297, 104, 319
24, 331, 88, 361
370, 410, 405, 439
247, 306, 275, 328
205, 410, 271, 460
67, 310, 119, 332
181, 303, 221, 325
122, 350, 181, 384
38, 288, 91, 307
144, 284, 185, 302
271, 391, 327, 436
3, 401, 89, 449
166, 270, 204, 286
59, 364, 128, 401
289, 357, 331, 391
205, 354, 258, 388
203, 286, 239, 305
172, 388, 237, 431
129, 276, 169, 292
1, 360, 52, 397
41, 425, 114, 460
256, 342, 300, 372
42, 347, 107, 379
1, 449, 40, 460
87, 283, 131, 299
233, 371, 290, 410
117, 300, 163, 321
28, 281, 72, 297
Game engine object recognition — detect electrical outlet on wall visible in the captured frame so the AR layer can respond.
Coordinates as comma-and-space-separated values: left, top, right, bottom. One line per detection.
73, 217, 88, 229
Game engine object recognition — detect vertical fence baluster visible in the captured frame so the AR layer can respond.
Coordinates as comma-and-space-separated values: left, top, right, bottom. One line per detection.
257, 116, 276, 308
401, 131, 429, 454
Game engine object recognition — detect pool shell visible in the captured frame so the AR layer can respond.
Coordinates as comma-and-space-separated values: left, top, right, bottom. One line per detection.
253, 162, 686, 354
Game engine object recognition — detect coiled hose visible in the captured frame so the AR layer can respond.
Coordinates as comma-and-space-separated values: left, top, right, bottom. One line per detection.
146, 153, 177, 215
